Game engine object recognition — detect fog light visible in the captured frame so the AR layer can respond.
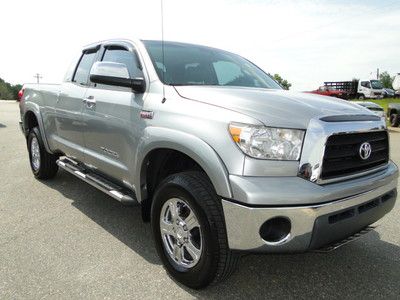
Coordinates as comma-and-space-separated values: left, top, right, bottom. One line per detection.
259, 217, 291, 245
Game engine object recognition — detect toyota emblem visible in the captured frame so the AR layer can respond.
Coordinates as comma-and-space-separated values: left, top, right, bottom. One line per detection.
359, 142, 372, 160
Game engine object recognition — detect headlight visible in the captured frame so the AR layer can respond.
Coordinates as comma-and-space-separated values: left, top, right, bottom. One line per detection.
229, 123, 305, 160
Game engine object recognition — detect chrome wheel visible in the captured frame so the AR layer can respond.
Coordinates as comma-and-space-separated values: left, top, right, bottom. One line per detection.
160, 198, 202, 269
30, 136, 41, 171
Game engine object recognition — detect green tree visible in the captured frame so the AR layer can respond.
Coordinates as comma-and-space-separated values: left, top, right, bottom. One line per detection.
272, 73, 292, 90
379, 71, 393, 89
11, 84, 23, 100
0, 77, 22, 100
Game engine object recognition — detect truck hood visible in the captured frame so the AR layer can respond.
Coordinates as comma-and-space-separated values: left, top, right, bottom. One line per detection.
174, 86, 371, 128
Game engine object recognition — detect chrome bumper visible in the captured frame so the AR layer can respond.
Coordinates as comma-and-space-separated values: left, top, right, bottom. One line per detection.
222, 176, 398, 252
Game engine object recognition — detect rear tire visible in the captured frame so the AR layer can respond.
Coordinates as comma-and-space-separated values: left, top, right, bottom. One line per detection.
151, 171, 239, 289
390, 114, 400, 127
27, 127, 58, 179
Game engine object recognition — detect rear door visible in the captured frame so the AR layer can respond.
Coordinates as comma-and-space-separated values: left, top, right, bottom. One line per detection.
54, 47, 99, 161
81, 44, 146, 184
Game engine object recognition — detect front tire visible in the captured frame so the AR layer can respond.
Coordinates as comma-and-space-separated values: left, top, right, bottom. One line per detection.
358, 94, 365, 100
151, 171, 239, 289
27, 127, 58, 179
390, 114, 400, 127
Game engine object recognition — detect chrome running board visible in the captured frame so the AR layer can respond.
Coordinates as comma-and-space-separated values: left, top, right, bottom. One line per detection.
56, 157, 138, 206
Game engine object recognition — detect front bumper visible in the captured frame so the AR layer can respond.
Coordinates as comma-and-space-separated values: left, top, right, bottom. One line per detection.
222, 165, 398, 253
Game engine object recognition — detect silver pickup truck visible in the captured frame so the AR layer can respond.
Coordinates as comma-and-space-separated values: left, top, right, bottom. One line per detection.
19, 39, 398, 288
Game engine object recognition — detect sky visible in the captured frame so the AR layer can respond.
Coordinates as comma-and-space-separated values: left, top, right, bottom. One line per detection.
0, 0, 399, 91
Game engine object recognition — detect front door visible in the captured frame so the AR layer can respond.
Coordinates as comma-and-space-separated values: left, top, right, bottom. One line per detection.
82, 44, 145, 185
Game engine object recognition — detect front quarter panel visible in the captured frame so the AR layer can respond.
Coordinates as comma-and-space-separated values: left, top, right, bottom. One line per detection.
135, 127, 232, 201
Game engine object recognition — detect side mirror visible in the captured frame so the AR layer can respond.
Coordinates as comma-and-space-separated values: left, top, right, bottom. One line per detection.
89, 61, 146, 93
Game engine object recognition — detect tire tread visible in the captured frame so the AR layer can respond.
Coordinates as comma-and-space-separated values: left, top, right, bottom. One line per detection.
28, 127, 58, 179
173, 171, 240, 285
390, 114, 400, 127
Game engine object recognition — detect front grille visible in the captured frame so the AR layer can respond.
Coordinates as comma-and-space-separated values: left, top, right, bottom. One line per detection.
321, 131, 389, 180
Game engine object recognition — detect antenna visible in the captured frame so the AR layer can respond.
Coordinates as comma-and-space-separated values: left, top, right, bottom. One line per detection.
161, 0, 166, 103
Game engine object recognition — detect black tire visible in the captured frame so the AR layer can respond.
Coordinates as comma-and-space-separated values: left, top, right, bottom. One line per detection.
151, 171, 239, 289
27, 127, 58, 179
358, 94, 365, 100
390, 114, 400, 127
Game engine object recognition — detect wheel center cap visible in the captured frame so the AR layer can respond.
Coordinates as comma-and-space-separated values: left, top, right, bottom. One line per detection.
176, 225, 187, 243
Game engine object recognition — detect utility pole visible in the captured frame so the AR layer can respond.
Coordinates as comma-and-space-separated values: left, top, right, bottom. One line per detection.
33, 73, 42, 84
377, 68, 379, 80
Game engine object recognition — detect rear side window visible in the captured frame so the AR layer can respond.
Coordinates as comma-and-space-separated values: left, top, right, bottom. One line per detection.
73, 50, 98, 85
102, 46, 142, 78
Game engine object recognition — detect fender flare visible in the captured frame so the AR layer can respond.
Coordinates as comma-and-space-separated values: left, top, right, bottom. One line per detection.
23, 102, 52, 153
134, 126, 232, 202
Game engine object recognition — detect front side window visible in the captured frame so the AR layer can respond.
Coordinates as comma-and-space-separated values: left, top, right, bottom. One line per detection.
102, 46, 142, 78
73, 50, 98, 85
143, 40, 281, 89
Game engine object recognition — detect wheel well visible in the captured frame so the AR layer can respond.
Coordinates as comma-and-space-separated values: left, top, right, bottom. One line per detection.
24, 111, 38, 134
140, 148, 205, 221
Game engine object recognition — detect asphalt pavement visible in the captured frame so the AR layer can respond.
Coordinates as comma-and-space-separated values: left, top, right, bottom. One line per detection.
0, 100, 399, 299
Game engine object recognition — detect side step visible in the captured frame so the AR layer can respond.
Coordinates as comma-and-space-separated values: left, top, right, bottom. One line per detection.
56, 157, 138, 206
312, 226, 375, 253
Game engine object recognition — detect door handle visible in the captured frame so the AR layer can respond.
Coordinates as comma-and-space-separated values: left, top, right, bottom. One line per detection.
56, 90, 62, 103
83, 96, 96, 108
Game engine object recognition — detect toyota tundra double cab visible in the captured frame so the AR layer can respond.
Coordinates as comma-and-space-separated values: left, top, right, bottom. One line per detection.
19, 39, 398, 289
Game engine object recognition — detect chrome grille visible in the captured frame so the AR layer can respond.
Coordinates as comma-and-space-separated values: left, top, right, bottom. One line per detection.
321, 131, 389, 180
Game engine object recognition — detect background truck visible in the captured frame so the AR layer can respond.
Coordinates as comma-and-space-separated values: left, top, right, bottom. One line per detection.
393, 73, 400, 98
324, 79, 384, 99
19, 39, 398, 289
306, 85, 348, 99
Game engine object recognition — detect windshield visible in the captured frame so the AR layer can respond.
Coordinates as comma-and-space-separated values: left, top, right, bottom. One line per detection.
143, 40, 281, 89
370, 80, 383, 89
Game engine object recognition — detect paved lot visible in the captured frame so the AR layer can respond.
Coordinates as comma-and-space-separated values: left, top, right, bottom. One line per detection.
0, 100, 399, 299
